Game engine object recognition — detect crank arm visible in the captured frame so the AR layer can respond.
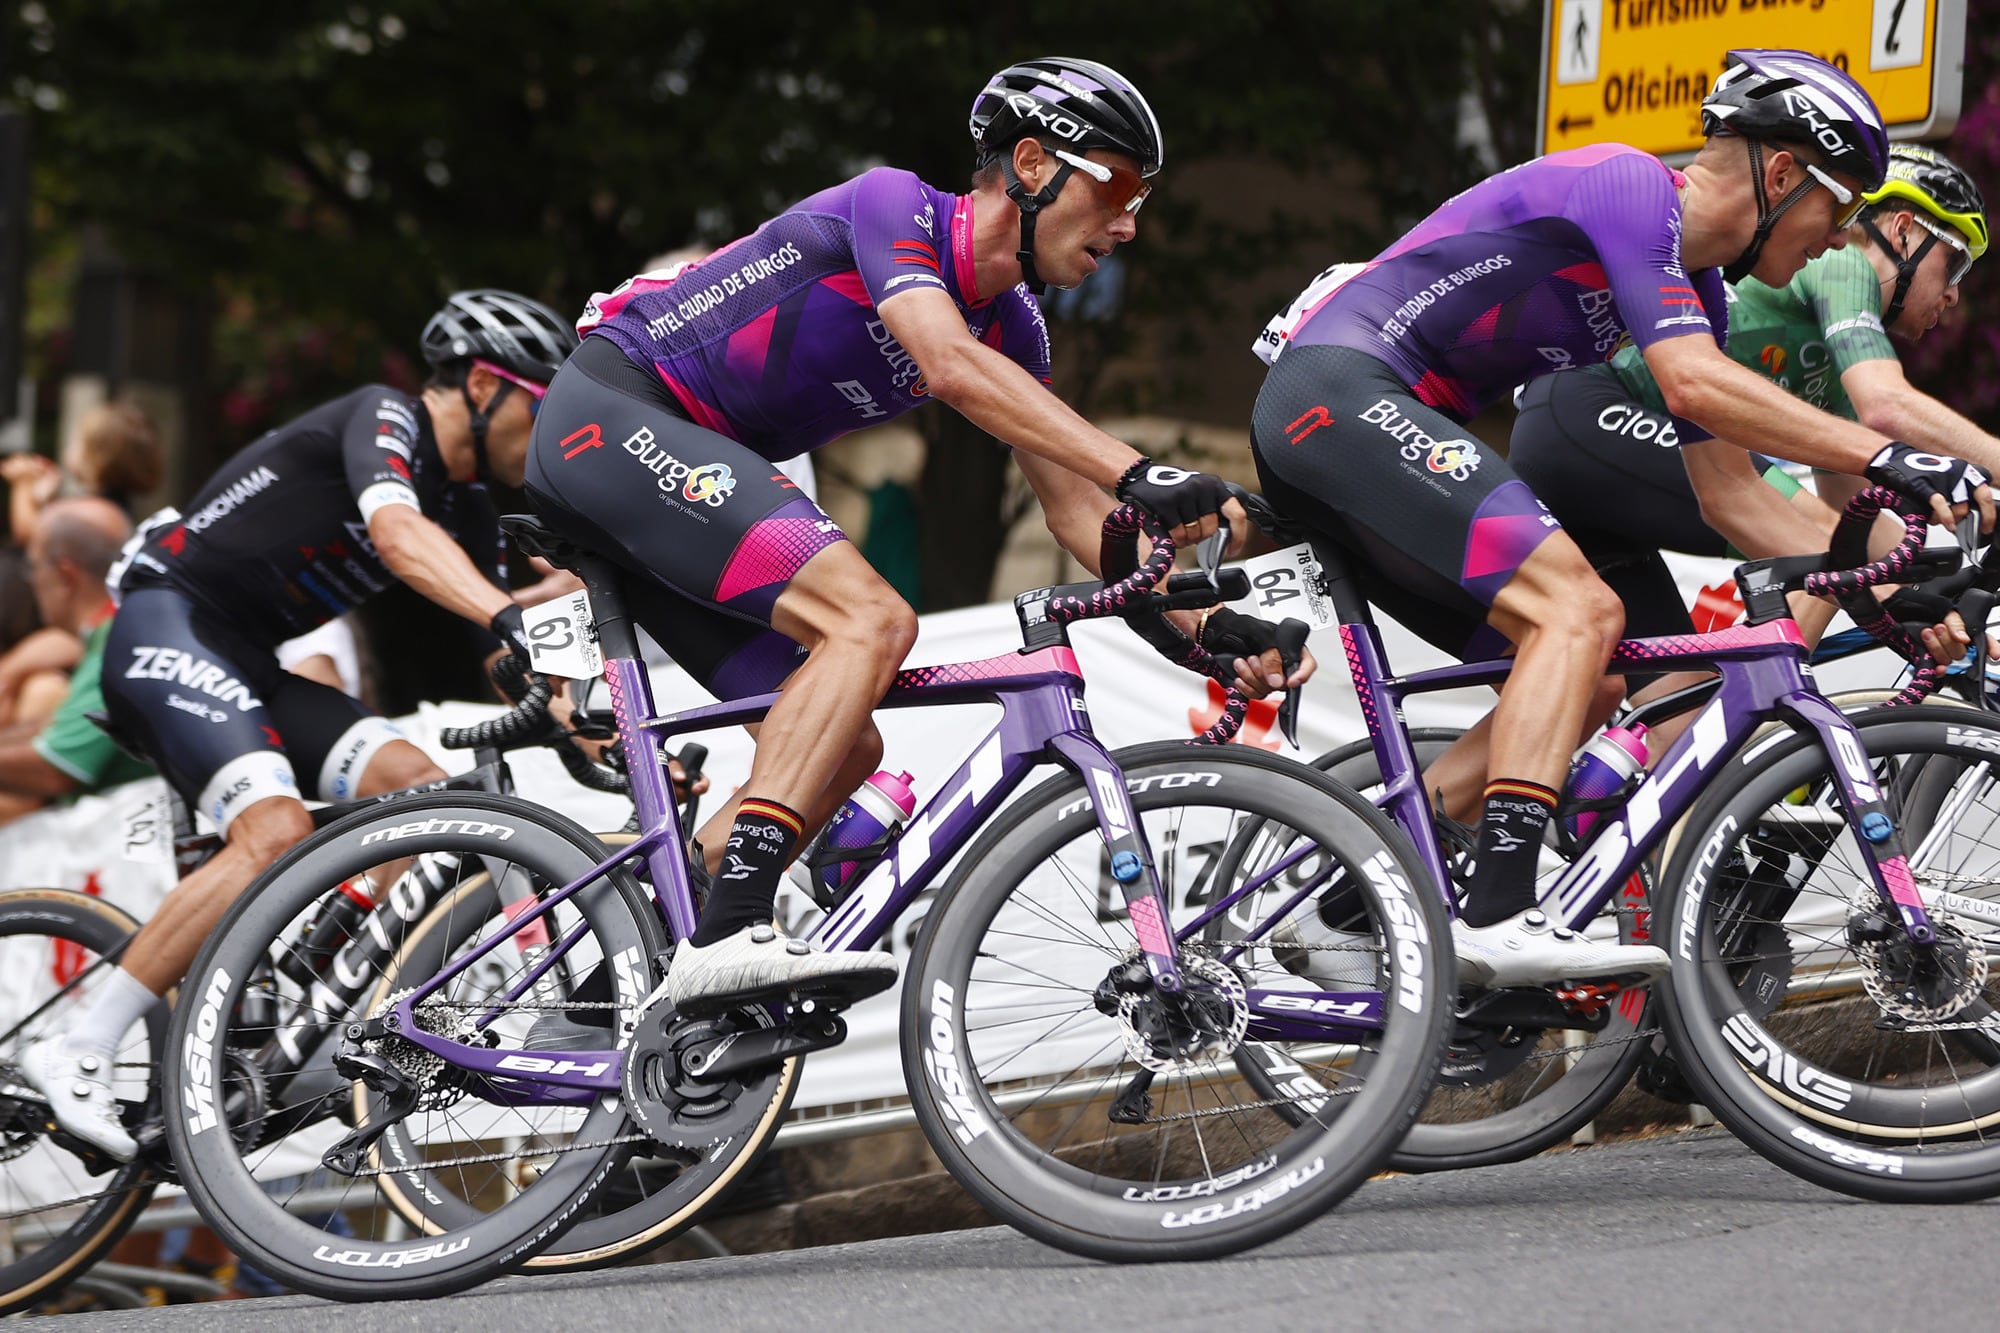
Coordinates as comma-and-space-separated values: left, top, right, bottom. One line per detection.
689, 1008, 848, 1081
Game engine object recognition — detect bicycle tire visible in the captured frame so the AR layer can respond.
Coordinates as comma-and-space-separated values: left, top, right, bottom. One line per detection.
1657, 710, 2000, 1201
1302, 731, 1657, 1172
903, 743, 1450, 1261
368, 833, 800, 1270
163, 792, 664, 1301
0, 888, 168, 1316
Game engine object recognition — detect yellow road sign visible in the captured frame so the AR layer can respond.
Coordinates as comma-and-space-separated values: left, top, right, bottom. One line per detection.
1537, 0, 1966, 158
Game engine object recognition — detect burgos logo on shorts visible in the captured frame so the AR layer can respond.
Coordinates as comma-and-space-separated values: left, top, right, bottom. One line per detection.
1358, 399, 1482, 483
619, 427, 736, 507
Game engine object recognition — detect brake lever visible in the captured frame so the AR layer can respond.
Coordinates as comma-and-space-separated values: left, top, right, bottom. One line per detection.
1957, 509, 1981, 562
1274, 619, 1309, 749
1196, 520, 1230, 591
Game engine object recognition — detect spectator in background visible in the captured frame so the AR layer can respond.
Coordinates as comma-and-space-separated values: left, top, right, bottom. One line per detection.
4, 402, 165, 543
0, 496, 148, 825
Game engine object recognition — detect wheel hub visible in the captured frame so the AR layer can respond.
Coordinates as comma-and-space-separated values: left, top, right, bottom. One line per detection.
1860, 923, 1988, 1024
1112, 951, 1249, 1075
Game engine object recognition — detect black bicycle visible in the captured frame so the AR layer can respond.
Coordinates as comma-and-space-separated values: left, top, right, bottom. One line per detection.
0, 665, 676, 1314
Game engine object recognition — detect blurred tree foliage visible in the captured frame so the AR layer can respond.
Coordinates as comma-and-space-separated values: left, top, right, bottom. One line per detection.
1903, 0, 2000, 419
4, 0, 1540, 614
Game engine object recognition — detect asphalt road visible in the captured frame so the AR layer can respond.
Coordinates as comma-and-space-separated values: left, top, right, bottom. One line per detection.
47, 1128, 2000, 1332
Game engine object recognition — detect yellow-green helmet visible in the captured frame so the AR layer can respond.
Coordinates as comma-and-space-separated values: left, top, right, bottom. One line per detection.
1864, 143, 1988, 261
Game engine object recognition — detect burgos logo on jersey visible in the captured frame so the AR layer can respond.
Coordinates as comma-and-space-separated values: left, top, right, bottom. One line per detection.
1358, 399, 1483, 482
620, 427, 736, 507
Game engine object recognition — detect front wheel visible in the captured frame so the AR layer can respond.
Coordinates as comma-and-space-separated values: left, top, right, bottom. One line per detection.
903, 744, 1450, 1262
1659, 711, 2000, 1201
0, 889, 166, 1315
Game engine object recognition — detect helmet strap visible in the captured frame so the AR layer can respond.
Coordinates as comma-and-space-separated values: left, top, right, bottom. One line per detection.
1861, 214, 1936, 329
1000, 154, 1077, 296
461, 380, 511, 485
1724, 138, 1820, 284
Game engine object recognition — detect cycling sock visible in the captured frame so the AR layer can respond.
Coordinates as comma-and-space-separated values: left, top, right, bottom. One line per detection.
691, 798, 805, 947
63, 966, 161, 1061
1459, 779, 1558, 928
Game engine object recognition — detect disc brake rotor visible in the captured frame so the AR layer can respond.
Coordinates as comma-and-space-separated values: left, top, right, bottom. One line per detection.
1116, 952, 1249, 1075
1860, 924, 1989, 1024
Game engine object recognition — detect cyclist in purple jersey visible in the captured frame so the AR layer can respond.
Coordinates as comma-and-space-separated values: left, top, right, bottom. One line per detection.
1251, 50, 1991, 988
527, 57, 1305, 1012
20, 292, 578, 1160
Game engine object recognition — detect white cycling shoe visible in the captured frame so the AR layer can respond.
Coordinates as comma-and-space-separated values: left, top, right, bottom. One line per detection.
1451, 908, 1670, 989
667, 923, 899, 1015
20, 1037, 138, 1162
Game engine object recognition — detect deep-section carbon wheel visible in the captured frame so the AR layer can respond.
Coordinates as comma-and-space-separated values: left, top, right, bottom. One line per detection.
1659, 711, 2000, 1200
369, 833, 799, 1270
0, 889, 167, 1315
903, 744, 1450, 1261
164, 793, 663, 1301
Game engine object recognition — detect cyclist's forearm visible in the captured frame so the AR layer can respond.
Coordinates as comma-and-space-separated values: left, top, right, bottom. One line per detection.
1649, 340, 1885, 474
368, 504, 512, 628
1015, 450, 1118, 576
1848, 369, 2000, 477
926, 340, 1137, 485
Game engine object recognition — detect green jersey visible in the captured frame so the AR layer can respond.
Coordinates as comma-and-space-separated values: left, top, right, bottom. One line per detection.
1604, 243, 1897, 442
33, 619, 156, 792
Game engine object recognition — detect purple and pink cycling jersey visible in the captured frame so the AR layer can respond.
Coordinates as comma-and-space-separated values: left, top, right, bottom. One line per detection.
577, 167, 1051, 459
1264, 144, 1729, 415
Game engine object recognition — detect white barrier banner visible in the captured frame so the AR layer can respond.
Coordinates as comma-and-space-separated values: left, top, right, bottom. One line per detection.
0, 567, 1897, 1123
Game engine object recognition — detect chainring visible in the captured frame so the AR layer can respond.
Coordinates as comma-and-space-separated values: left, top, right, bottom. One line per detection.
620, 993, 787, 1154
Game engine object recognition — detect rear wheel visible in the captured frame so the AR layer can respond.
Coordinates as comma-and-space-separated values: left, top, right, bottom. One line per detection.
164, 793, 663, 1301
370, 833, 799, 1270
1310, 733, 1655, 1172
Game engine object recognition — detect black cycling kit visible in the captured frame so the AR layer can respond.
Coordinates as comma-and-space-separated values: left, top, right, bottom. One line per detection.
104, 387, 503, 831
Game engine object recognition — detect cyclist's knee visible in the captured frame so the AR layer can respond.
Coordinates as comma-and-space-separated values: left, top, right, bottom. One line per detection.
354, 738, 447, 798
224, 796, 315, 868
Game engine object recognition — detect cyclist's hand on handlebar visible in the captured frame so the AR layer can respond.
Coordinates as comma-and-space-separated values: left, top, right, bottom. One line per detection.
489, 603, 537, 661
1116, 458, 1234, 545
1200, 606, 1316, 697
1865, 444, 1995, 533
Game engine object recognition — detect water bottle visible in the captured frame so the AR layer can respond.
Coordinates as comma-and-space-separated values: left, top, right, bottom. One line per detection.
790, 771, 918, 907
1565, 723, 1650, 840
276, 878, 377, 987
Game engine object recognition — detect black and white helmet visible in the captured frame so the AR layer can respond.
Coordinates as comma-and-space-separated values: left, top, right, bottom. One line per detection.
420, 289, 577, 385
1701, 49, 1889, 189
969, 57, 1163, 177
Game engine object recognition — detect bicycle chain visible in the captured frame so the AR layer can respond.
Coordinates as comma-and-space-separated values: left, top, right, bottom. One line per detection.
338, 1130, 657, 1177
1138, 1082, 1363, 1123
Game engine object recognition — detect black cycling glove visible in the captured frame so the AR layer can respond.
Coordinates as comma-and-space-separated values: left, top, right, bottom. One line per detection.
1115, 457, 1234, 530
1866, 444, 1988, 511
1883, 567, 1978, 641
1201, 607, 1309, 676
490, 603, 535, 661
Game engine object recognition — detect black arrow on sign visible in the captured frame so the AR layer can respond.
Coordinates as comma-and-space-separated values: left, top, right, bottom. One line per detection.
1558, 112, 1597, 134
1886, 0, 1908, 54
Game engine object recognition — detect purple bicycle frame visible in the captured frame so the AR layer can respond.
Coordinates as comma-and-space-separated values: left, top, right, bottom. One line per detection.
385, 640, 1202, 1097
1341, 615, 1942, 946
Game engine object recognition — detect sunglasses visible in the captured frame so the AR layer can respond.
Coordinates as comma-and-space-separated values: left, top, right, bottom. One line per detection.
473, 359, 550, 417
1909, 212, 1977, 287
1052, 149, 1152, 215
1805, 163, 1867, 231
